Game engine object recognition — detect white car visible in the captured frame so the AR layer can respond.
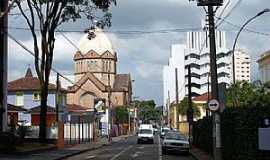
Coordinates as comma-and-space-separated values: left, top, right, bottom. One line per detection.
162, 131, 190, 154
137, 124, 154, 144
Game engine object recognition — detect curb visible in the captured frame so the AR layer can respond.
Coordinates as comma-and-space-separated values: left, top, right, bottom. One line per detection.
190, 151, 199, 160
53, 143, 108, 160
53, 135, 131, 160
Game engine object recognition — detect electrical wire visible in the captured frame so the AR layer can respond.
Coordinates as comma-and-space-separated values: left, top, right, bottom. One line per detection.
7, 26, 202, 35
216, 0, 243, 27
215, 16, 270, 37
7, 32, 98, 94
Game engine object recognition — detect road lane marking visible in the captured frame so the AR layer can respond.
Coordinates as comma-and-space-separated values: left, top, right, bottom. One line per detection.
85, 155, 96, 159
158, 136, 162, 160
110, 145, 133, 160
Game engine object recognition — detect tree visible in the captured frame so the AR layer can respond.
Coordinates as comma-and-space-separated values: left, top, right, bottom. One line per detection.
225, 81, 270, 108
114, 106, 128, 124
137, 100, 161, 123
13, 0, 116, 142
176, 97, 201, 118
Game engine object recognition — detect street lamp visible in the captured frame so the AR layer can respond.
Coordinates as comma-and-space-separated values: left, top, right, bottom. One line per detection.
231, 8, 270, 84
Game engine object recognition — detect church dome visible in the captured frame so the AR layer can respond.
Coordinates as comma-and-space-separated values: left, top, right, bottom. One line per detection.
78, 28, 115, 55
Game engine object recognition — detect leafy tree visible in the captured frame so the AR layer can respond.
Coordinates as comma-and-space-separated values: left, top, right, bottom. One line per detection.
137, 100, 161, 123
225, 81, 270, 108
13, 0, 116, 142
176, 97, 201, 118
114, 106, 128, 124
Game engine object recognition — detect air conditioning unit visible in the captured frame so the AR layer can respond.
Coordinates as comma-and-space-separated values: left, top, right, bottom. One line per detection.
197, 0, 223, 6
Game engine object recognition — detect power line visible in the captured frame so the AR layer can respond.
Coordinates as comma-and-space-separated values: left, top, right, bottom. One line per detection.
7, 32, 96, 94
215, 16, 270, 37
216, 0, 243, 27
7, 26, 202, 35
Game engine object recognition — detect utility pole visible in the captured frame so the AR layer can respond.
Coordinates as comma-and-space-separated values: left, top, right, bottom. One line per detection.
208, 5, 222, 160
187, 65, 193, 144
190, 0, 223, 159
207, 72, 210, 117
175, 68, 179, 129
0, 0, 8, 132
56, 73, 60, 122
107, 63, 112, 143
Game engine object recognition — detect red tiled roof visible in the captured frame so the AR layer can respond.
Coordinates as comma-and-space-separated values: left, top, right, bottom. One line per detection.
8, 68, 56, 92
7, 104, 27, 112
29, 105, 55, 114
66, 104, 88, 113
193, 92, 211, 102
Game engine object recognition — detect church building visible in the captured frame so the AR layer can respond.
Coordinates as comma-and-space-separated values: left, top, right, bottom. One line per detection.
66, 28, 132, 113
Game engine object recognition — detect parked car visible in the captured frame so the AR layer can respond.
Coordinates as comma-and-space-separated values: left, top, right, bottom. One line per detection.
160, 127, 170, 139
137, 124, 154, 144
162, 131, 190, 155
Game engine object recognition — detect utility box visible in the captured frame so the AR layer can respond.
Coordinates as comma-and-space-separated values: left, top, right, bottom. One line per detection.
259, 128, 270, 151
197, 0, 223, 6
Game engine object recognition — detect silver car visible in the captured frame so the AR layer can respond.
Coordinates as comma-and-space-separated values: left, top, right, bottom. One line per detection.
162, 131, 190, 154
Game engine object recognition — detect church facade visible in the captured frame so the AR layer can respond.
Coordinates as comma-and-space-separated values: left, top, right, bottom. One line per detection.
66, 28, 132, 112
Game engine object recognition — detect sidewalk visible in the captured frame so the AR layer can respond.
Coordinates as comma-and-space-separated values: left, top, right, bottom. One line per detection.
190, 146, 213, 160
0, 134, 132, 160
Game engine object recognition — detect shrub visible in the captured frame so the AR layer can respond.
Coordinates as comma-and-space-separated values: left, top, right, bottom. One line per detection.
193, 116, 213, 154
221, 105, 270, 160
0, 132, 18, 153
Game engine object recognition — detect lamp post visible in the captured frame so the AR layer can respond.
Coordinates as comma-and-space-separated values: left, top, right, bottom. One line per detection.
231, 8, 270, 84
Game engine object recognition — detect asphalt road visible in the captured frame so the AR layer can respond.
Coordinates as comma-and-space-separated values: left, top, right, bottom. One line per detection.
64, 135, 193, 160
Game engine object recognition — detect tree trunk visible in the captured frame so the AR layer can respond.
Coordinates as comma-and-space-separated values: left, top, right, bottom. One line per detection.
39, 84, 48, 143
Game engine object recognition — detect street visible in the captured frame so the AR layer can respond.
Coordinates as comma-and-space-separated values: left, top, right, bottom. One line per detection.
64, 135, 193, 160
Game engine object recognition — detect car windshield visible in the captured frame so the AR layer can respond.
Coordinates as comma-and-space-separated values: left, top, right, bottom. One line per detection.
139, 129, 152, 134
165, 133, 186, 140
162, 128, 170, 133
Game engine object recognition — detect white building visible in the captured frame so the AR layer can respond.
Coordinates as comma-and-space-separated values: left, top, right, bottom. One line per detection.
185, 30, 231, 96
258, 50, 270, 83
232, 49, 251, 82
163, 29, 232, 114
163, 44, 185, 115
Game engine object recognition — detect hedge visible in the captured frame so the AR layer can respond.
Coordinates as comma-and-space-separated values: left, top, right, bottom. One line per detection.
193, 105, 270, 160
193, 116, 213, 154
221, 105, 270, 160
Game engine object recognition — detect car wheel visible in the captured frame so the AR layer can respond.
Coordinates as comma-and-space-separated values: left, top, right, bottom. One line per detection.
162, 148, 167, 155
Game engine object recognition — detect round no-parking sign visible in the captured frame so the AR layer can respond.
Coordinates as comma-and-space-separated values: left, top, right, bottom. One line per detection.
208, 99, 219, 111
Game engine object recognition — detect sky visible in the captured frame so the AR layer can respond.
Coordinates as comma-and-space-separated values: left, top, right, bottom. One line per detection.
7, 0, 270, 105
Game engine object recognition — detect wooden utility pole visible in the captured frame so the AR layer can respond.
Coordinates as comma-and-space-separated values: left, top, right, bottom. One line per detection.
0, 0, 8, 132
208, 6, 222, 160
175, 68, 179, 129
191, 1, 223, 159
187, 65, 193, 144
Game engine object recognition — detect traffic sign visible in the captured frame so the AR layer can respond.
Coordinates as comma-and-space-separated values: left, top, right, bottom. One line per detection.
208, 99, 219, 111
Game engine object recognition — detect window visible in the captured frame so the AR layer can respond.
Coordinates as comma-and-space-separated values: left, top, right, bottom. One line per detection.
16, 92, 24, 106
33, 92, 41, 101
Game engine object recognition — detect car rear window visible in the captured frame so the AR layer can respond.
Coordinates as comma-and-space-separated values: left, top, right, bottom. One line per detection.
139, 129, 152, 134
165, 133, 186, 140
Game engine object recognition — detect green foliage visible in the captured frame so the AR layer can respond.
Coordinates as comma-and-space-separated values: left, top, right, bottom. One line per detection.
193, 81, 270, 159
13, 0, 116, 142
193, 117, 213, 154
115, 106, 128, 124
221, 106, 270, 160
177, 97, 201, 118
137, 100, 161, 123
225, 81, 270, 107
